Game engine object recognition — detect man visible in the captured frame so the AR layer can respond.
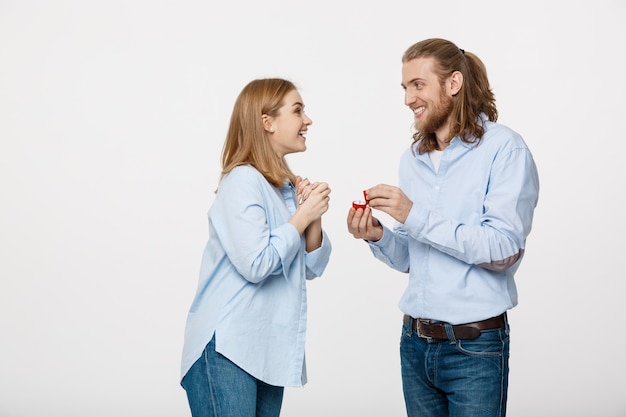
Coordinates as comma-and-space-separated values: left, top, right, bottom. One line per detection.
347, 38, 539, 417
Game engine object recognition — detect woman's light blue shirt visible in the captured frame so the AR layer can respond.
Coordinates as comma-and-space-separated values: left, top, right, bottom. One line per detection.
369, 120, 539, 324
181, 165, 331, 387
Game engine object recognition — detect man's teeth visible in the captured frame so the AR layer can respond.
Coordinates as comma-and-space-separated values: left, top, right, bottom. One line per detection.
413, 107, 425, 115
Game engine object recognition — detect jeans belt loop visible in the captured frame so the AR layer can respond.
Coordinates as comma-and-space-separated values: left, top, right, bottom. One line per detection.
443, 323, 457, 343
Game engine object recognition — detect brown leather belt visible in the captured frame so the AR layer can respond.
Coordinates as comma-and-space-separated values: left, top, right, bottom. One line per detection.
403, 313, 506, 340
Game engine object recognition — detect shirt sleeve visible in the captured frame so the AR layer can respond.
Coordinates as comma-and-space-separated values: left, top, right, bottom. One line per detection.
210, 169, 301, 283
403, 145, 539, 267
367, 223, 411, 273
304, 229, 332, 279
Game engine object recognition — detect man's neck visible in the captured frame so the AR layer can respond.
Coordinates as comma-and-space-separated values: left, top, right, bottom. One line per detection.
435, 124, 452, 151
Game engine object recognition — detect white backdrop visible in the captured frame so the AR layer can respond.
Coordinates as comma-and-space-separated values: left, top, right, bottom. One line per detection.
2, 1, 625, 416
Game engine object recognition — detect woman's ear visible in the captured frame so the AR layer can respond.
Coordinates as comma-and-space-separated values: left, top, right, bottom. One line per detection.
261, 114, 274, 133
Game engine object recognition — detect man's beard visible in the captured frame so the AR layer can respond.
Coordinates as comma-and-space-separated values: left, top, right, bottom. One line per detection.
416, 92, 453, 135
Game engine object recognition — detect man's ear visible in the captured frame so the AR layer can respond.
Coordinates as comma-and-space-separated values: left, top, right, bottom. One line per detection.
448, 71, 463, 96
261, 114, 274, 132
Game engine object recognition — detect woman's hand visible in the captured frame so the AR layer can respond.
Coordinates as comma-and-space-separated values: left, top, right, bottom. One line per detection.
291, 177, 331, 236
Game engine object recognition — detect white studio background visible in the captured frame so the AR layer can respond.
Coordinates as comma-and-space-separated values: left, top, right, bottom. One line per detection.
1, 1, 625, 416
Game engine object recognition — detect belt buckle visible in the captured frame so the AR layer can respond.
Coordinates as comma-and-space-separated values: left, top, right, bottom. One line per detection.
416, 318, 433, 340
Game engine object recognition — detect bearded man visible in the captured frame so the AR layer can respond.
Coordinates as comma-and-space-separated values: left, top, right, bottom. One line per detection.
347, 38, 540, 417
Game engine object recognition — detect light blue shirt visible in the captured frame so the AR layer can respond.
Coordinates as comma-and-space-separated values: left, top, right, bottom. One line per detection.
369, 119, 539, 324
181, 165, 332, 387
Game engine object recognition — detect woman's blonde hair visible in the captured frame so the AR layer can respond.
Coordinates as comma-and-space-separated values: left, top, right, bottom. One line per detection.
402, 38, 498, 154
220, 78, 298, 187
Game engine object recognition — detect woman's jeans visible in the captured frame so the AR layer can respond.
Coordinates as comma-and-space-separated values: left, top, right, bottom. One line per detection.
181, 335, 284, 417
400, 318, 510, 417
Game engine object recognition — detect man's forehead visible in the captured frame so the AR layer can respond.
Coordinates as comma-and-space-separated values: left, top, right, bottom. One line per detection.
402, 57, 437, 81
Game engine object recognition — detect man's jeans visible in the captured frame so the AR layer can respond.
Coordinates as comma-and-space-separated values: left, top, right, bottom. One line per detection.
181, 335, 284, 417
400, 318, 510, 417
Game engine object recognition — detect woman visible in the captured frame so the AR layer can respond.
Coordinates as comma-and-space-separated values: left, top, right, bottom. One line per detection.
180, 78, 332, 417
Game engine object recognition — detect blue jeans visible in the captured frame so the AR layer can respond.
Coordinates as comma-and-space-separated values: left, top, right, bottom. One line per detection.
400, 317, 510, 417
181, 335, 284, 417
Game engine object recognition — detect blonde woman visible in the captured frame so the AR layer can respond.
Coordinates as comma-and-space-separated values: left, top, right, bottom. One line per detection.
181, 78, 332, 417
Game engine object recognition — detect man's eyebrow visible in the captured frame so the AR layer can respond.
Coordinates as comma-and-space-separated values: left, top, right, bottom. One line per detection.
402, 77, 423, 88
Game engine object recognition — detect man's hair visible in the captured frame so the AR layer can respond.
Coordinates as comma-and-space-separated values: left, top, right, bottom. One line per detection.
220, 78, 297, 188
403, 38, 498, 153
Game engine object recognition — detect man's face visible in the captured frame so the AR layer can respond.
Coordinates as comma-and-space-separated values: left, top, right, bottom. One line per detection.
401, 57, 453, 137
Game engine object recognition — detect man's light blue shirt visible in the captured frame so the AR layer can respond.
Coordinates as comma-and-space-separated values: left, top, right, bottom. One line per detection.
369, 120, 539, 324
181, 165, 331, 387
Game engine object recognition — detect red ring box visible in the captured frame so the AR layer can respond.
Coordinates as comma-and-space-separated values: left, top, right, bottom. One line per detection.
352, 200, 367, 210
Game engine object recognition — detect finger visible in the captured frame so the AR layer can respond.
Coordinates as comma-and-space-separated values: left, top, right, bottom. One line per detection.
297, 178, 310, 192
365, 209, 375, 228
347, 208, 361, 232
358, 208, 370, 231
347, 209, 355, 228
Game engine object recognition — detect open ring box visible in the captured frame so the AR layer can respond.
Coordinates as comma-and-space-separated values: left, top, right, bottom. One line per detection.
352, 190, 369, 210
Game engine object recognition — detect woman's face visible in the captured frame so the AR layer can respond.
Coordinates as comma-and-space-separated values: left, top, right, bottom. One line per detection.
267, 89, 313, 157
